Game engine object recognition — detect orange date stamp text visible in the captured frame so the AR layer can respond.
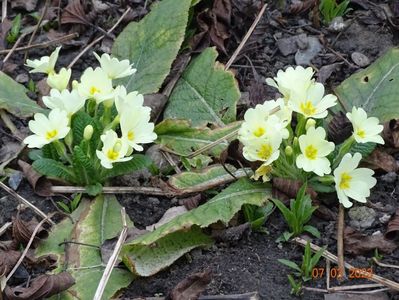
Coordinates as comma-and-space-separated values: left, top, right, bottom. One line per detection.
311, 267, 373, 279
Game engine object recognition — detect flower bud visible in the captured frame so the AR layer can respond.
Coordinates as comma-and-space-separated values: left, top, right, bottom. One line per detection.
305, 118, 316, 131
83, 125, 94, 140
285, 145, 293, 156
64, 131, 73, 148
293, 137, 299, 148
126, 145, 133, 156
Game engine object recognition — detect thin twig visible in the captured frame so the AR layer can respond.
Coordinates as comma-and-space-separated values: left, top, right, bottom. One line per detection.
337, 204, 346, 280
372, 258, 399, 270
1, 0, 7, 22
5, 216, 49, 282
293, 237, 399, 291
0, 33, 79, 55
2, 32, 28, 64
161, 151, 181, 174
328, 283, 384, 292
0, 181, 55, 225
225, 4, 267, 70
67, 7, 131, 68
326, 259, 330, 290
93, 208, 128, 300
0, 222, 12, 237
0, 109, 23, 141
23, 0, 50, 62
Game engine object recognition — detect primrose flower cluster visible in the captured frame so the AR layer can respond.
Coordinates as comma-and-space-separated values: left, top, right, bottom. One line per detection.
24, 47, 157, 170
238, 66, 384, 208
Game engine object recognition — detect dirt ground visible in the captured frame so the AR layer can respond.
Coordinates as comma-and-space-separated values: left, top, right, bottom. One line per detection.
1, 0, 399, 299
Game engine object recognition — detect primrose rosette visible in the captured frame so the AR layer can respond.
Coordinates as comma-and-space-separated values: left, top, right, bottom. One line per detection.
24, 48, 156, 191
238, 66, 384, 209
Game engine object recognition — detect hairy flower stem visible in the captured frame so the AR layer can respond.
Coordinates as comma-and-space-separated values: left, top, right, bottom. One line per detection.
53, 140, 72, 164
332, 136, 355, 169
295, 115, 306, 136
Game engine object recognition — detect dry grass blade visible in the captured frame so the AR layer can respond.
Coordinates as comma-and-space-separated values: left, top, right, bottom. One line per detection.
337, 204, 346, 280
93, 208, 128, 300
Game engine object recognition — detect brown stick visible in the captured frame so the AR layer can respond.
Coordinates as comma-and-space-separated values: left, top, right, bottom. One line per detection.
5, 216, 49, 282
0, 181, 55, 225
0, 33, 79, 55
293, 237, 399, 291
67, 7, 131, 68
225, 4, 267, 70
93, 208, 128, 300
1, 0, 7, 22
337, 204, 346, 280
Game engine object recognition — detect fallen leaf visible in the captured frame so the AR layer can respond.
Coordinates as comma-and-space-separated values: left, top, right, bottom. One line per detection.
12, 215, 48, 249
385, 208, 399, 240
144, 93, 168, 122
61, 0, 88, 25
191, 0, 232, 54
288, 0, 317, 14
168, 269, 212, 300
18, 160, 53, 197
0, 250, 20, 276
272, 178, 318, 200
248, 79, 268, 107
179, 194, 202, 210
0, 19, 12, 50
364, 149, 398, 172
327, 111, 353, 144
317, 63, 343, 84
11, 0, 38, 12
4, 272, 75, 300
212, 222, 251, 244
0, 143, 24, 175
146, 206, 188, 232
344, 227, 397, 255
382, 119, 399, 148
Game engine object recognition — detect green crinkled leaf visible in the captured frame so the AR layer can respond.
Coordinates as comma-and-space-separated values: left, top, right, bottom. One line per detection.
72, 146, 98, 185
42, 143, 59, 160
164, 47, 240, 127
32, 158, 77, 184
112, 0, 191, 94
122, 226, 212, 276
101, 154, 153, 179
335, 47, 399, 122
36, 195, 134, 299
350, 142, 376, 157
0, 71, 45, 118
124, 178, 271, 249
70, 111, 102, 154
155, 119, 241, 157
168, 164, 252, 193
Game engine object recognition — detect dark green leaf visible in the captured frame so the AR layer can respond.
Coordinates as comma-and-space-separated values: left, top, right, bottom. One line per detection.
33, 158, 77, 184
303, 225, 321, 238
278, 259, 302, 273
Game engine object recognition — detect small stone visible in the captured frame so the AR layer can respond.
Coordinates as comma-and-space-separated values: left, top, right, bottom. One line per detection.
295, 36, 322, 66
276, 34, 306, 56
348, 206, 376, 229
296, 34, 309, 50
328, 16, 347, 32
379, 213, 391, 224
380, 172, 397, 183
351, 52, 370, 67
15, 74, 29, 83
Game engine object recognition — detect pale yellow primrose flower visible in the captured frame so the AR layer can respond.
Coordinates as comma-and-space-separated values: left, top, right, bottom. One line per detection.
242, 134, 283, 166
258, 98, 292, 126
266, 66, 314, 102
93, 52, 136, 79
289, 82, 337, 119
26, 46, 61, 74
96, 130, 132, 169
120, 106, 157, 152
23, 109, 70, 148
77, 67, 114, 103
114, 86, 144, 114
346, 107, 384, 144
238, 108, 289, 144
334, 152, 376, 208
46, 68, 71, 91
252, 163, 273, 182
296, 126, 335, 176
42, 89, 85, 118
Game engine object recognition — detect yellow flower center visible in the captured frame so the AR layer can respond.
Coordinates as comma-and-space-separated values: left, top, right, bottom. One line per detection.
339, 172, 352, 190
356, 129, 366, 138
127, 130, 135, 141
107, 149, 119, 160
257, 144, 273, 160
300, 101, 316, 116
89, 86, 100, 95
305, 145, 318, 160
253, 127, 265, 137
45, 129, 58, 140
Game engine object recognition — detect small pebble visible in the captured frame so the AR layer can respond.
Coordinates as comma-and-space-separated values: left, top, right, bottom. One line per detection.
351, 52, 371, 67
379, 213, 391, 224
381, 171, 397, 183
348, 206, 376, 229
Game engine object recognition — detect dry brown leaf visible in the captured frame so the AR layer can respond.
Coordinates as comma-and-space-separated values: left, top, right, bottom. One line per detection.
0, 18, 12, 50
18, 160, 53, 197
272, 178, 318, 200
328, 111, 353, 144
382, 119, 399, 148
364, 149, 398, 172
12, 215, 48, 249
179, 194, 202, 210
11, 0, 38, 12
344, 227, 397, 255
288, 0, 317, 14
0, 250, 20, 277
385, 208, 399, 240
61, 0, 88, 25
168, 269, 212, 300
190, 0, 232, 54
4, 272, 75, 300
